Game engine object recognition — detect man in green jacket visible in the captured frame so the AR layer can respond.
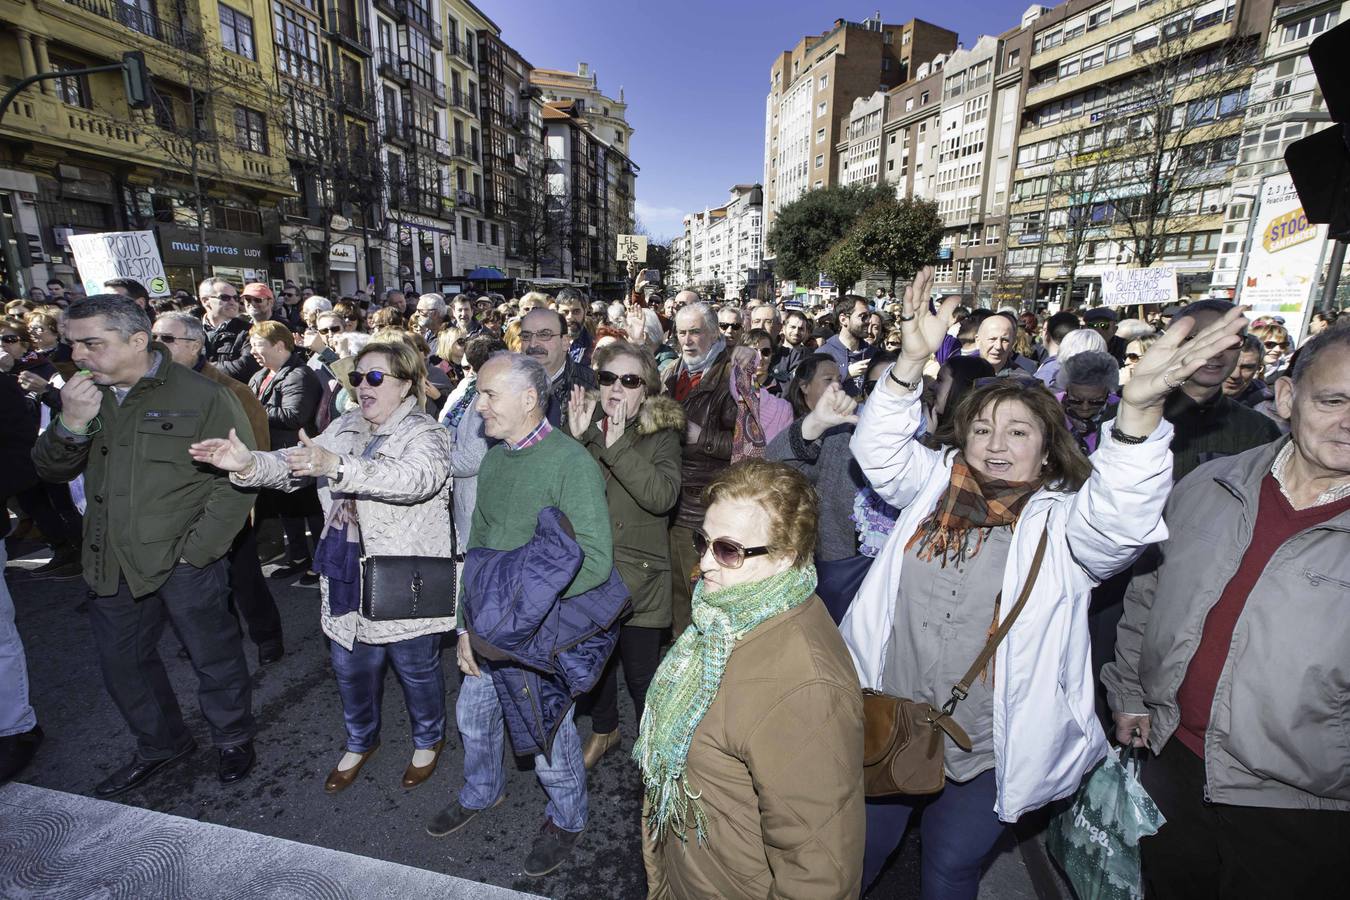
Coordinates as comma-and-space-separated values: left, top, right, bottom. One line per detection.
32, 295, 259, 797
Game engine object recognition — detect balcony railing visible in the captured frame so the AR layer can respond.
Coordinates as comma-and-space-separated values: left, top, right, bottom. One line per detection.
448, 35, 476, 66
452, 139, 478, 163
327, 6, 372, 54
456, 189, 481, 210
377, 48, 406, 81
434, 137, 452, 160
62, 0, 201, 53
450, 89, 476, 115
335, 78, 377, 120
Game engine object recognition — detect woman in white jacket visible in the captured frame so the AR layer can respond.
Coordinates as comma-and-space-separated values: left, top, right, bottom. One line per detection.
833, 267, 1248, 896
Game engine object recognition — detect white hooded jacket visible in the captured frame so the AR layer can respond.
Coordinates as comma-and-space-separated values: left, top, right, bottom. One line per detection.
840, 377, 1174, 821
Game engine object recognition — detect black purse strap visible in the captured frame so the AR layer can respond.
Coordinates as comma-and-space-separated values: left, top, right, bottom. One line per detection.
942, 522, 1050, 716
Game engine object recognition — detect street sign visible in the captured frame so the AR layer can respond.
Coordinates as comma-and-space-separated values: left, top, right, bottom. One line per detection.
1100, 266, 1178, 307
67, 230, 171, 297
616, 234, 647, 263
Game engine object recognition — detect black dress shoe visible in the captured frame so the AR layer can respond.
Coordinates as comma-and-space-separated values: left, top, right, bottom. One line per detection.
270, 561, 311, 580
218, 741, 256, 784
298, 570, 320, 586
0, 724, 44, 782
94, 742, 196, 798
257, 641, 285, 665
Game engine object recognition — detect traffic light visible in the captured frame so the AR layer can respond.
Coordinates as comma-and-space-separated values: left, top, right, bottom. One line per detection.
1284, 21, 1350, 240
121, 51, 151, 110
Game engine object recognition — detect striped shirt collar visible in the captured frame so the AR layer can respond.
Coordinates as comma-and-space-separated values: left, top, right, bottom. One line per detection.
508, 417, 552, 451
1271, 441, 1350, 507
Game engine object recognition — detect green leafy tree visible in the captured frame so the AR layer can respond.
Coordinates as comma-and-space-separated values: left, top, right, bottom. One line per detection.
819, 234, 865, 294
766, 183, 891, 284
853, 196, 945, 293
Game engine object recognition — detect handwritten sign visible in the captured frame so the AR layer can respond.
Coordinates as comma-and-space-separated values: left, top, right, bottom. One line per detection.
67, 230, 171, 297
1100, 266, 1177, 307
616, 234, 647, 263
1242, 173, 1326, 343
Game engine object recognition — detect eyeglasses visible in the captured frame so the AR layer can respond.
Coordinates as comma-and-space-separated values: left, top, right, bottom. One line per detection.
719, 322, 742, 331
1062, 392, 1109, 410
693, 530, 772, 569
1087, 320, 1114, 330
212, 293, 239, 301
756, 346, 773, 358
348, 370, 397, 387
1263, 340, 1289, 350
0, 334, 23, 344
151, 333, 194, 344
597, 370, 644, 389
1125, 352, 1141, 362
519, 330, 558, 343
317, 326, 343, 335
342, 315, 359, 323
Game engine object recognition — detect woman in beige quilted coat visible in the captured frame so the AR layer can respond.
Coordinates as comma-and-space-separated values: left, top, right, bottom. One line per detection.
190, 339, 455, 794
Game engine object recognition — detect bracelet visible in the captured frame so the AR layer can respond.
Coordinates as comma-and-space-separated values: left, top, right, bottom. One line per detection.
898, 313, 916, 322
1110, 425, 1149, 445
58, 413, 101, 436
888, 368, 922, 391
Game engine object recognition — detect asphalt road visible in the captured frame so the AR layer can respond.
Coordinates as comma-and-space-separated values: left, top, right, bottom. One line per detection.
5, 542, 964, 900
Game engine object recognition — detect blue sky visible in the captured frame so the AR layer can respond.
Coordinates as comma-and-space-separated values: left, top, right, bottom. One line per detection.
488, 1, 1040, 240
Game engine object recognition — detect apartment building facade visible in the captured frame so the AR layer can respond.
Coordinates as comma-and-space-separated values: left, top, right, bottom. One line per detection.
762, 14, 958, 239
1211, 0, 1343, 294
1004, 0, 1275, 304
2, 0, 295, 293
673, 184, 765, 298
530, 62, 634, 153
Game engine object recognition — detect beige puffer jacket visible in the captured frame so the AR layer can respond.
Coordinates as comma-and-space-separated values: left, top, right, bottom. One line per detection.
233, 396, 456, 650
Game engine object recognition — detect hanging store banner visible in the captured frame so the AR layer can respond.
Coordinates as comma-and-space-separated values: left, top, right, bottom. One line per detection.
1240, 173, 1326, 345
1100, 266, 1178, 307
67, 230, 171, 297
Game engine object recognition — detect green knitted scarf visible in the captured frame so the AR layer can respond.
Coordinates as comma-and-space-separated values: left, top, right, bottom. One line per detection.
634, 564, 818, 846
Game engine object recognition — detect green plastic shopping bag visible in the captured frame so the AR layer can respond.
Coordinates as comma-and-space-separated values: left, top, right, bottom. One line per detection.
1046, 747, 1166, 900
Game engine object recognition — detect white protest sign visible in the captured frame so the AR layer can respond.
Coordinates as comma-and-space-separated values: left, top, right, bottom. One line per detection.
1099, 266, 1177, 307
616, 234, 647, 263
67, 230, 171, 297
1239, 173, 1326, 345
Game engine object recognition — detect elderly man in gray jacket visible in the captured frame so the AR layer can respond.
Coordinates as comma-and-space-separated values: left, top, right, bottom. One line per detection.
1102, 325, 1350, 900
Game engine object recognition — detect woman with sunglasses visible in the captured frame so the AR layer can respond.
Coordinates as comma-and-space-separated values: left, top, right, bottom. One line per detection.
1252, 322, 1292, 380
637, 459, 864, 899
1118, 333, 1160, 386
564, 341, 684, 769
837, 266, 1248, 896
1057, 351, 1120, 456
190, 339, 456, 794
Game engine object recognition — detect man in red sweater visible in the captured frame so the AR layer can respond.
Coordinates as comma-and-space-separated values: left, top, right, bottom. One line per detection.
1102, 324, 1350, 899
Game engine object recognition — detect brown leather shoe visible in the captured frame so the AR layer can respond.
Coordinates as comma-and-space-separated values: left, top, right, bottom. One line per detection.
324, 744, 378, 794
400, 739, 445, 789
582, 730, 620, 770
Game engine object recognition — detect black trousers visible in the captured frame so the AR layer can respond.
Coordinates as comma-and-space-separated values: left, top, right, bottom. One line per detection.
588, 624, 663, 734
228, 522, 283, 648
87, 559, 256, 759
1141, 739, 1350, 900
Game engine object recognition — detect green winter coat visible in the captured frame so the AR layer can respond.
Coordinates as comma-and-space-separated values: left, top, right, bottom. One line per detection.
578, 394, 684, 629
32, 346, 257, 597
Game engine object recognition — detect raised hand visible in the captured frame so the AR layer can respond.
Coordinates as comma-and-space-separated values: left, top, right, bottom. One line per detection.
604, 402, 627, 448
567, 384, 596, 439
1121, 304, 1248, 410
801, 383, 860, 440
897, 267, 959, 363
286, 428, 338, 478
188, 428, 254, 472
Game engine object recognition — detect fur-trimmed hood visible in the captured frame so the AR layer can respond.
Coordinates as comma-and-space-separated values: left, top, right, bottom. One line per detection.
584, 391, 686, 436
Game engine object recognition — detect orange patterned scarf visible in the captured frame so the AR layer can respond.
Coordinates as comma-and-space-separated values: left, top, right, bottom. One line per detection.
905, 453, 1040, 567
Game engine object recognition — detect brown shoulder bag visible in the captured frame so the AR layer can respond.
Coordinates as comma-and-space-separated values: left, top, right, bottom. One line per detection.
862, 524, 1049, 797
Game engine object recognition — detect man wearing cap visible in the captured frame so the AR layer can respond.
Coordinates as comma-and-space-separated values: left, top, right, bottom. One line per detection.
1083, 307, 1129, 365
241, 284, 278, 325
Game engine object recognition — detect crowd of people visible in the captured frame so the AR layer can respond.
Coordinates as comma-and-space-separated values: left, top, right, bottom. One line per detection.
1, 265, 1347, 898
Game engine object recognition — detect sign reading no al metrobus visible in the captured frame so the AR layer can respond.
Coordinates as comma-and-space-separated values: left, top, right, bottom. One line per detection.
1100, 267, 1178, 308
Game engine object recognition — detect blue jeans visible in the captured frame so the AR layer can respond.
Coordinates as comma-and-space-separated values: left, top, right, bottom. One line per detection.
0, 543, 37, 737
329, 633, 446, 753
862, 769, 1008, 900
455, 668, 587, 832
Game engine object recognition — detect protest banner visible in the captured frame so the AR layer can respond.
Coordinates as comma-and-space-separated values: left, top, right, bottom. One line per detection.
1100, 266, 1177, 307
67, 230, 171, 297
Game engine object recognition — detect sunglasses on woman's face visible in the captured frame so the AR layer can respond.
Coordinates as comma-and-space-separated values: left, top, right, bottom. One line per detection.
756, 346, 773, 358
1125, 352, 1141, 362
318, 326, 343, 335
1263, 340, 1289, 350
348, 370, 392, 387
597, 370, 643, 389
0, 334, 24, 344
693, 530, 771, 569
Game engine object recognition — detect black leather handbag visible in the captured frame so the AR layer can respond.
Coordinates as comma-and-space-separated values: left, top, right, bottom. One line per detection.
354, 438, 457, 621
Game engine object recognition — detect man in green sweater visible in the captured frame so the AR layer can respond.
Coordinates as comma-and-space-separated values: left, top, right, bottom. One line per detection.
430, 352, 612, 878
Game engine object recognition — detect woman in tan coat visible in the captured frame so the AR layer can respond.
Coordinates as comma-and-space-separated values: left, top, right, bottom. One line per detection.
637, 460, 864, 899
